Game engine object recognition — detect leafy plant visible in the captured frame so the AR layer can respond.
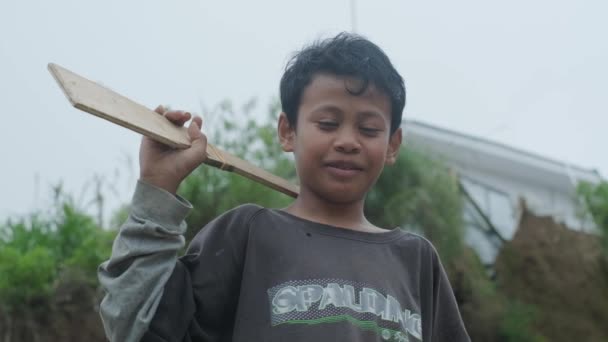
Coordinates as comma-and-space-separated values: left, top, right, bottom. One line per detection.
577, 181, 608, 258
500, 301, 546, 342
366, 146, 465, 261
0, 190, 115, 311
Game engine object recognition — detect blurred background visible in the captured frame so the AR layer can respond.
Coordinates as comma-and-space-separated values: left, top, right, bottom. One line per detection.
1, 1, 607, 341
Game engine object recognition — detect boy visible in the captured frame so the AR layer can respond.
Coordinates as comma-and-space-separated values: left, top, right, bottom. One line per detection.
98, 33, 470, 342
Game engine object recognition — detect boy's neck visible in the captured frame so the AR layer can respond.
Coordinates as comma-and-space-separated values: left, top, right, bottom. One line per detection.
285, 189, 385, 233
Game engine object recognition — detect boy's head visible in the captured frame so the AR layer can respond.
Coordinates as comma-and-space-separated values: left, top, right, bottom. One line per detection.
280, 32, 405, 134
278, 33, 405, 204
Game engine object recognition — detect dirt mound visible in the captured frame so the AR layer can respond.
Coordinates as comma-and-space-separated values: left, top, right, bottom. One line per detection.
495, 210, 608, 341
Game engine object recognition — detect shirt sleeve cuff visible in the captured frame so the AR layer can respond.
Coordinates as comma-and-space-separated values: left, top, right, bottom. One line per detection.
130, 179, 193, 230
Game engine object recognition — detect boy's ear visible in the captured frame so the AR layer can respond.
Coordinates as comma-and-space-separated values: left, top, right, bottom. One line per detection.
385, 127, 402, 165
277, 112, 295, 152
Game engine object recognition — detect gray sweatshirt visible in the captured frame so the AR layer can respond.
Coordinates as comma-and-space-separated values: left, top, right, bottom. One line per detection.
98, 180, 470, 342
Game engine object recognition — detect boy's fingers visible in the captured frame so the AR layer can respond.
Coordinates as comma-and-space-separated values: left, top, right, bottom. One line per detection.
187, 118, 203, 141
154, 105, 165, 114
164, 110, 191, 126
153, 105, 193, 127
192, 115, 203, 129
184, 120, 207, 164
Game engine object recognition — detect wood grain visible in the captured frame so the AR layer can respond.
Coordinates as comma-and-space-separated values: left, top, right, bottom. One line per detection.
48, 63, 299, 198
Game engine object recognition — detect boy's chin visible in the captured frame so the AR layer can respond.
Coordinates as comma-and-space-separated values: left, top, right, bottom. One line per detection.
311, 186, 368, 205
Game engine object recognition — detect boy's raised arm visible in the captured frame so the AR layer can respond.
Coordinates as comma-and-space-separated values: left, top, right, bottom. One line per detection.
97, 106, 207, 341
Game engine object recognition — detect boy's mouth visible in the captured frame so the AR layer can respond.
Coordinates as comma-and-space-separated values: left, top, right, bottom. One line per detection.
324, 160, 364, 171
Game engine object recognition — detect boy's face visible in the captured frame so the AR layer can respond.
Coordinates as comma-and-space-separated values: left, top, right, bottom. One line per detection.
279, 74, 402, 204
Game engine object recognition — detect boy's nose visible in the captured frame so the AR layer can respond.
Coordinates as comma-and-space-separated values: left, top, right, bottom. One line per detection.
333, 129, 361, 154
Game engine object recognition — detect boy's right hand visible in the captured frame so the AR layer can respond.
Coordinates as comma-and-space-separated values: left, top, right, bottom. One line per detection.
139, 105, 207, 194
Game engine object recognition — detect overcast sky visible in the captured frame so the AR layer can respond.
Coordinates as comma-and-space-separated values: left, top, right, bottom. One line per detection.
1, 0, 606, 220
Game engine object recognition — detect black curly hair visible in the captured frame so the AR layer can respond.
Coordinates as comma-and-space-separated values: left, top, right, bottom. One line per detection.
280, 32, 406, 133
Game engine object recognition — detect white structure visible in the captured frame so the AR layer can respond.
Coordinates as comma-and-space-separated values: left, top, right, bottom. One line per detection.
403, 120, 602, 265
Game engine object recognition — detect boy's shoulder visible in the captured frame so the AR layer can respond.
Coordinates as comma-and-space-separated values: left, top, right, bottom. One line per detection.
398, 231, 439, 251
404, 231, 443, 258
384, 230, 444, 267
200, 203, 267, 231
223, 203, 267, 218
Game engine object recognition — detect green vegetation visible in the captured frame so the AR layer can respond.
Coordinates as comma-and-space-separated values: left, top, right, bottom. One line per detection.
500, 301, 545, 342
577, 180, 608, 259
366, 144, 465, 261
0, 188, 115, 312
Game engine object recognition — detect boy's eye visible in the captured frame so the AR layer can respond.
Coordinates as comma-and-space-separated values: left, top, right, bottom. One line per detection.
317, 121, 339, 130
360, 127, 382, 136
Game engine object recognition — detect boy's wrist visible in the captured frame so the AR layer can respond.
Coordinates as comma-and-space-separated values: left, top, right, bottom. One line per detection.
139, 175, 179, 195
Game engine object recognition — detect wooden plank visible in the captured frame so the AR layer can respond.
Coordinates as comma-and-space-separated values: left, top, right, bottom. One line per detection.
48, 63, 299, 198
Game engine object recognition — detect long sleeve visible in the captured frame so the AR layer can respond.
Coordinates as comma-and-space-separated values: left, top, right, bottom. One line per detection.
98, 180, 192, 342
